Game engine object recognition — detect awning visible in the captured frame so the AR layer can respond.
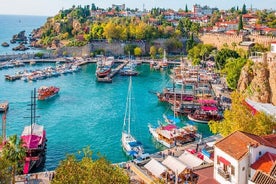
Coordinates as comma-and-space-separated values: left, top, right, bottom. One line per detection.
144, 158, 167, 178
218, 156, 230, 166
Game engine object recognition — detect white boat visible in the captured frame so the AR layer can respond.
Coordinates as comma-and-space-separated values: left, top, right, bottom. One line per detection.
121, 76, 144, 158
148, 123, 197, 148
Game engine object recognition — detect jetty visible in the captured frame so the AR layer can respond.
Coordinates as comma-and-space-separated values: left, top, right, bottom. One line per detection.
96, 61, 128, 83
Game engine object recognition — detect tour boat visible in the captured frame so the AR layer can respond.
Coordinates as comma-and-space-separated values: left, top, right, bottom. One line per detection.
37, 86, 60, 100
121, 76, 144, 158
148, 123, 197, 148
21, 89, 47, 174
187, 99, 223, 123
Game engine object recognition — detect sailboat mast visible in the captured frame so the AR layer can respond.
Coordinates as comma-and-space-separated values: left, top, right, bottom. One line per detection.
128, 76, 132, 134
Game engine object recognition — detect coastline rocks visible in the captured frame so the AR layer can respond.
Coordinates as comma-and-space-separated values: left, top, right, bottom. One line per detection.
10, 30, 28, 44
12, 43, 29, 51
1, 42, 9, 47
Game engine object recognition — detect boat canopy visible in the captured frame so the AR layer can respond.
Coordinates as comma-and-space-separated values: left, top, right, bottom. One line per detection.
21, 124, 44, 137
129, 141, 142, 147
127, 150, 138, 156
198, 99, 217, 104
21, 134, 41, 149
162, 124, 177, 131
166, 115, 181, 124
201, 106, 218, 111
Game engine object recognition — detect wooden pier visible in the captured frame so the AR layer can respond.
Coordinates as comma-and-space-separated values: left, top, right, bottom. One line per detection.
96, 61, 128, 83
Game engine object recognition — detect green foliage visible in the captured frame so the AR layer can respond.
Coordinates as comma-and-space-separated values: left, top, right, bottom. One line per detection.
134, 47, 142, 57
66, 39, 87, 47
124, 44, 137, 56
215, 48, 240, 69
0, 156, 12, 183
250, 43, 269, 53
52, 147, 129, 184
185, 4, 188, 12
2, 135, 26, 184
223, 58, 247, 89
238, 14, 243, 31
241, 4, 247, 14
188, 43, 216, 65
209, 91, 276, 137
150, 46, 157, 59
34, 52, 44, 58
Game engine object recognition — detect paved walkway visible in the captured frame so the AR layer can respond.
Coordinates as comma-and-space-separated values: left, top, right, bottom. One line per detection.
16, 171, 55, 184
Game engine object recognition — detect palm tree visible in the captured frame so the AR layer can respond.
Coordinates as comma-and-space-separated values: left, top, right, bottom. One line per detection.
2, 135, 26, 184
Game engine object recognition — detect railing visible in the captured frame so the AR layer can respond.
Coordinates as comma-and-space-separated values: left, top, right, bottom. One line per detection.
217, 168, 230, 181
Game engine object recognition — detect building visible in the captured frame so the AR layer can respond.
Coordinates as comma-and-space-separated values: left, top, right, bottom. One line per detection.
214, 131, 276, 184
112, 4, 125, 11
193, 4, 214, 17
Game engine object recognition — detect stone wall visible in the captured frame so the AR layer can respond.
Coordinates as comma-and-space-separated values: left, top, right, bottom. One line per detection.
199, 33, 276, 49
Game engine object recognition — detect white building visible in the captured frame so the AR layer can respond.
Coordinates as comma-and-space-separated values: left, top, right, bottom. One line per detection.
214, 131, 276, 184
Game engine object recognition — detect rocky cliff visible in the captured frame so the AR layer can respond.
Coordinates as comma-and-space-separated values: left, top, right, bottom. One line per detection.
238, 54, 276, 105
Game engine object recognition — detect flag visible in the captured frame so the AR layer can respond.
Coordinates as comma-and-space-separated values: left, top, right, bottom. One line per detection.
2, 114, 6, 122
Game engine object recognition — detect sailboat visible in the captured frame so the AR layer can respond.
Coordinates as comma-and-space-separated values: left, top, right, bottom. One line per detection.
21, 88, 47, 174
121, 76, 144, 158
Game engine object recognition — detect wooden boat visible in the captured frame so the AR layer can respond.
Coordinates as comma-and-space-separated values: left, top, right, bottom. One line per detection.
187, 99, 223, 123
148, 123, 197, 148
38, 86, 60, 100
21, 89, 47, 174
0, 101, 9, 112
122, 76, 144, 158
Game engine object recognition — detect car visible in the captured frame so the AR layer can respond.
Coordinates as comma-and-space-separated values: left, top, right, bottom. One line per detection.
133, 153, 151, 166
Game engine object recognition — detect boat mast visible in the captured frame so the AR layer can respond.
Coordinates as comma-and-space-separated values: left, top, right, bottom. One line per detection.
128, 76, 132, 134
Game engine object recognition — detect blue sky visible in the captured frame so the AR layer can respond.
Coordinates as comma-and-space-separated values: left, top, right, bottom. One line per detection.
1, 0, 275, 16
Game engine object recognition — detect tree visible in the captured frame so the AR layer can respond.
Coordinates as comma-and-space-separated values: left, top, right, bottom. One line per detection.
241, 4, 247, 14
150, 46, 157, 59
52, 147, 129, 184
2, 135, 26, 184
0, 156, 12, 183
215, 48, 240, 69
134, 47, 142, 57
238, 14, 243, 31
223, 58, 247, 89
185, 4, 188, 12
209, 91, 276, 137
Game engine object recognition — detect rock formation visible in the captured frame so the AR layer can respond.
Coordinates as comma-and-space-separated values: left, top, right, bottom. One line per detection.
1, 42, 9, 47
238, 53, 276, 105
10, 30, 27, 43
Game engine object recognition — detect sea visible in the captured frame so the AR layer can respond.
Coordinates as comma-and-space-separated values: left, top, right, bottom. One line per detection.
0, 15, 213, 171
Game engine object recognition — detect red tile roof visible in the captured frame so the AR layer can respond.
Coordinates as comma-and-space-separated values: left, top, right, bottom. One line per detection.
215, 131, 276, 160
251, 152, 276, 174
262, 134, 276, 147
194, 166, 219, 184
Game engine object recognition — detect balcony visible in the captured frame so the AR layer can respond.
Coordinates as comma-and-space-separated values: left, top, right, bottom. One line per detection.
217, 168, 230, 181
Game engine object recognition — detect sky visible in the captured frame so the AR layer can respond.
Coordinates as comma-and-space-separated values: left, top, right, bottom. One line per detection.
1, 0, 276, 16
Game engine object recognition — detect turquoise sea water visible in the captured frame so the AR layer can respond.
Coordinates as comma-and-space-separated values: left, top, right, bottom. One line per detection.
0, 15, 47, 54
0, 15, 213, 171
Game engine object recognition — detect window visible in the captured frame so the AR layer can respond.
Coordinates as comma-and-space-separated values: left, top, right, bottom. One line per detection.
231, 165, 235, 175
242, 167, 245, 171
259, 151, 262, 156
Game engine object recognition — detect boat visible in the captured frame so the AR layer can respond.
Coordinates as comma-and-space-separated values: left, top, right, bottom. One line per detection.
148, 123, 197, 148
0, 101, 9, 112
187, 99, 223, 123
37, 86, 60, 100
21, 89, 47, 174
120, 62, 138, 76
96, 57, 114, 78
121, 76, 144, 158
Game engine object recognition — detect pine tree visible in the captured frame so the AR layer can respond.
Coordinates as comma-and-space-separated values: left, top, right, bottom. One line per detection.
242, 4, 247, 14
238, 14, 243, 31
185, 4, 188, 12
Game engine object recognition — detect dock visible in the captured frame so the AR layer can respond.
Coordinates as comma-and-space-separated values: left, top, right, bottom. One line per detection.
96, 61, 128, 83
0, 101, 9, 112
